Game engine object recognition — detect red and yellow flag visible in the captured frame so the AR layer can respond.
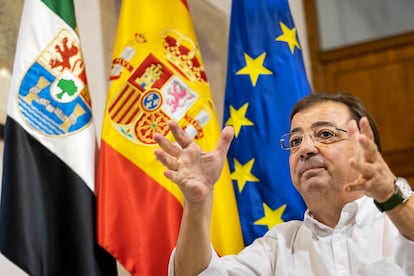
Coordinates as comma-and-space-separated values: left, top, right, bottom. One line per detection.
96, 0, 243, 274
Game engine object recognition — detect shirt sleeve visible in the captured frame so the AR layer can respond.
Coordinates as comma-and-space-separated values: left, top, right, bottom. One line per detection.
169, 221, 302, 276
167, 248, 176, 276
395, 233, 414, 274
167, 240, 276, 276
200, 231, 284, 275
167, 245, 219, 276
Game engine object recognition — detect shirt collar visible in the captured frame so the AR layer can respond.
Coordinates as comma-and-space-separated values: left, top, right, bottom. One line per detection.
303, 196, 379, 238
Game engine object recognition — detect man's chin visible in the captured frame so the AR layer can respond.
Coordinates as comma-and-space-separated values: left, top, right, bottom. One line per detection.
301, 167, 325, 179
299, 175, 328, 196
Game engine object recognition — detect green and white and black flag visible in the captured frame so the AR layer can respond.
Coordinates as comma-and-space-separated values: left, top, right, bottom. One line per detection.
0, 0, 117, 275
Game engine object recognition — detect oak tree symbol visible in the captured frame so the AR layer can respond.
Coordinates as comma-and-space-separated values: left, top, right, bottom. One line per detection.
56, 78, 78, 99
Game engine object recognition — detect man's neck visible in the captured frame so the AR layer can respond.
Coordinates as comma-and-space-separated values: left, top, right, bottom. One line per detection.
306, 191, 364, 228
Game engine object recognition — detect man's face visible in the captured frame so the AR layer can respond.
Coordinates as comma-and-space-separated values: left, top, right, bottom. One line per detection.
289, 101, 358, 201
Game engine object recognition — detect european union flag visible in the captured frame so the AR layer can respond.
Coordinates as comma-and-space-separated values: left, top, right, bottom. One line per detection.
223, 0, 312, 246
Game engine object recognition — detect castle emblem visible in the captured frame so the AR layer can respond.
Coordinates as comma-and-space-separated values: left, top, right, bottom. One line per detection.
108, 29, 212, 145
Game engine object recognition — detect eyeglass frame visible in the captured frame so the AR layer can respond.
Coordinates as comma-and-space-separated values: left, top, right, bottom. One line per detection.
280, 124, 348, 151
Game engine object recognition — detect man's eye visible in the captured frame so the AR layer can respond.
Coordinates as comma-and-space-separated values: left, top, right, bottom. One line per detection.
317, 129, 335, 140
290, 136, 302, 147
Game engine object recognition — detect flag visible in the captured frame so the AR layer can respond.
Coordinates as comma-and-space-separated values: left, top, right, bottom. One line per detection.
96, 0, 244, 274
223, 0, 312, 246
0, 0, 117, 275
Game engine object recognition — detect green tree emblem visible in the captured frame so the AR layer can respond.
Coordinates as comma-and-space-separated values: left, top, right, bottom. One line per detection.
56, 78, 78, 99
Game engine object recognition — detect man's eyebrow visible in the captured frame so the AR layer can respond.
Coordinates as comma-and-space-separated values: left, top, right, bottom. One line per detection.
311, 121, 336, 128
290, 127, 303, 133
290, 121, 336, 133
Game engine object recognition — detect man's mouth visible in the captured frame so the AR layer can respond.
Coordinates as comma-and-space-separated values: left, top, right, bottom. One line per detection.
297, 156, 326, 177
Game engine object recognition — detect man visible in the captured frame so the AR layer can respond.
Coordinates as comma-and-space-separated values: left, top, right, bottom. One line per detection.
154, 93, 414, 275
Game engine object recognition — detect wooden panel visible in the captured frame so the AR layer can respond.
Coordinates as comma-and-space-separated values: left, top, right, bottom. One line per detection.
324, 44, 414, 150
322, 38, 414, 183
304, 0, 414, 187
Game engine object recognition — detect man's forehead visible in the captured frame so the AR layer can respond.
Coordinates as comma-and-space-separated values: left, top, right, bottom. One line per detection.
290, 101, 351, 129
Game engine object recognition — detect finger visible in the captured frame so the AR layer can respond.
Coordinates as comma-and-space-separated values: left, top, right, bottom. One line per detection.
215, 126, 234, 157
154, 148, 179, 170
344, 177, 367, 192
356, 117, 377, 163
153, 131, 181, 157
349, 156, 376, 179
359, 117, 374, 141
346, 119, 359, 137
347, 118, 377, 164
164, 169, 180, 184
358, 117, 376, 161
154, 148, 182, 184
168, 120, 193, 149
357, 134, 377, 163
346, 119, 362, 153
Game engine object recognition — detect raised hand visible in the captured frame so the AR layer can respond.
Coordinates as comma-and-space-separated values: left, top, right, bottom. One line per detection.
344, 117, 395, 202
153, 120, 234, 204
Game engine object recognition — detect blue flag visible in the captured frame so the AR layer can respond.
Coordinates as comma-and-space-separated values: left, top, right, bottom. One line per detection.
223, 0, 312, 246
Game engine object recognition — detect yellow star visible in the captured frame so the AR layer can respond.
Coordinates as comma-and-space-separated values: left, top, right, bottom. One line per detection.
254, 203, 286, 230
231, 158, 259, 192
236, 52, 272, 86
225, 103, 254, 138
275, 22, 301, 54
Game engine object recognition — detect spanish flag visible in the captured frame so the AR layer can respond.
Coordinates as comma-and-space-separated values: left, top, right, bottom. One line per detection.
96, 0, 243, 275
0, 0, 117, 275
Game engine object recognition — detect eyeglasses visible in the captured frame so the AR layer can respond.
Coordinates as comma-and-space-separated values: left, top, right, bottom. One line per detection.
280, 126, 348, 151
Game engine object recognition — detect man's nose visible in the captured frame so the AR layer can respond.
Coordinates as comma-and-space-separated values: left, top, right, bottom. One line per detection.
298, 134, 318, 158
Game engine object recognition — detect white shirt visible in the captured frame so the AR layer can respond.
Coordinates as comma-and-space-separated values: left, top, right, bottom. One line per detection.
168, 196, 414, 275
